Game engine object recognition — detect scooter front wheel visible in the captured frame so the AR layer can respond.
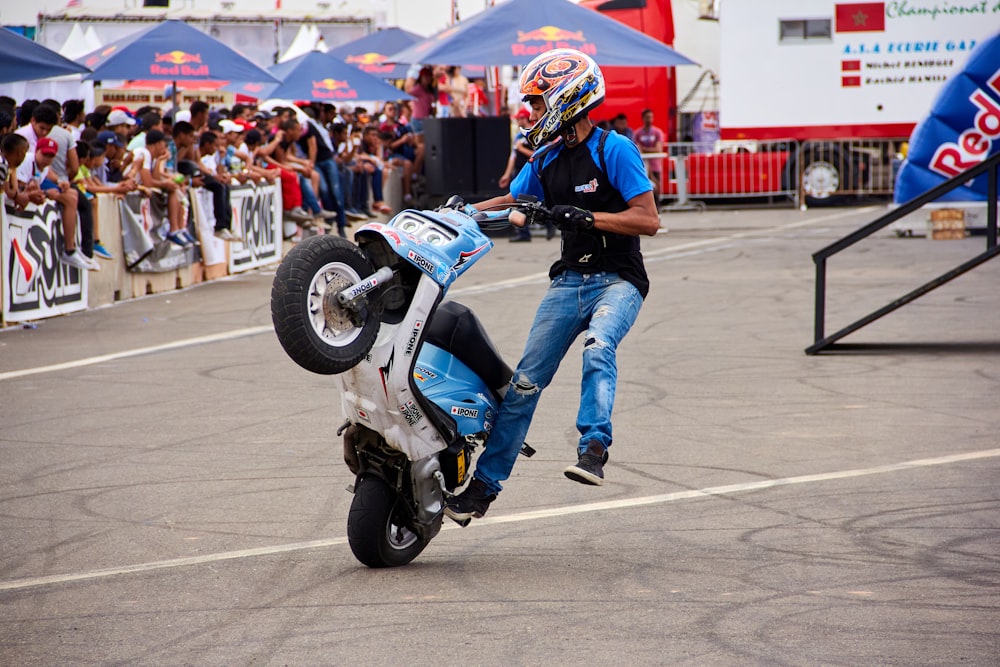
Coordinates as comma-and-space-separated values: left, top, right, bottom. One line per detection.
271, 235, 380, 375
348, 476, 427, 568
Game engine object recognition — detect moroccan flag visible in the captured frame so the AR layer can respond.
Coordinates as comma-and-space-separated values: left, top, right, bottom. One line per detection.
841, 60, 861, 71
842, 75, 862, 87
835, 3, 886, 32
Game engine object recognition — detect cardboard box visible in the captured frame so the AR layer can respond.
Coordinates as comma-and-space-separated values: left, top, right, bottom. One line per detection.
930, 208, 966, 240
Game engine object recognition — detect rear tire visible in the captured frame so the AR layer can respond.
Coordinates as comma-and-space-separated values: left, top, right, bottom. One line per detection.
348, 476, 427, 568
271, 235, 380, 375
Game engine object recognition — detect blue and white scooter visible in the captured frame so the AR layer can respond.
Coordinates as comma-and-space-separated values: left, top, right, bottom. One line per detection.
271, 196, 547, 567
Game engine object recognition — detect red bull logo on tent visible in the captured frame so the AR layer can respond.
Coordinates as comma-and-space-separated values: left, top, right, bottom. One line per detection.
311, 78, 358, 100
150, 50, 209, 76
513, 25, 596, 57
345, 52, 395, 75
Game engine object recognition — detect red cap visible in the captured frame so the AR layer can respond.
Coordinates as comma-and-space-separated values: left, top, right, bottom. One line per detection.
37, 137, 58, 155
235, 118, 256, 130
514, 107, 531, 119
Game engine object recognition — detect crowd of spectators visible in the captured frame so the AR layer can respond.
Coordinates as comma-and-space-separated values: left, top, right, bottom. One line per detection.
1, 72, 618, 268
0, 93, 465, 270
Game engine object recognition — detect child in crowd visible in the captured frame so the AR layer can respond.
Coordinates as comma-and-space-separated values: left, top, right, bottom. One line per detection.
0, 133, 39, 210
71, 141, 113, 261
29, 137, 96, 270
130, 129, 194, 249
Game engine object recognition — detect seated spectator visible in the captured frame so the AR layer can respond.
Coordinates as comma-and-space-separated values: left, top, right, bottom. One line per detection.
63, 100, 86, 141
355, 125, 392, 215
244, 128, 315, 235
189, 128, 237, 241
0, 104, 16, 136
127, 111, 162, 151
94, 131, 127, 183
1, 133, 36, 210
217, 119, 251, 184
82, 142, 135, 197
70, 141, 108, 261
76, 141, 137, 259
378, 102, 417, 203
105, 109, 136, 141
28, 137, 95, 271
239, 129, 278, 185
331, 122, 371, 219
129, 129, 195, 249
270, 119, 334, 232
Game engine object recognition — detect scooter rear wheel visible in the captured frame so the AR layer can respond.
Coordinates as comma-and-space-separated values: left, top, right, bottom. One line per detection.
348, 476, 427, 568
271, 235, 380, 375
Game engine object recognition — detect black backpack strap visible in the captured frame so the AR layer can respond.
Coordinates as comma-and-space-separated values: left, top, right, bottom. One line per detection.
597, 127, 609, 176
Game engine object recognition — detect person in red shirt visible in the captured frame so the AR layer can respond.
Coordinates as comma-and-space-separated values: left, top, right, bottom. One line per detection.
466, 77, 489, 117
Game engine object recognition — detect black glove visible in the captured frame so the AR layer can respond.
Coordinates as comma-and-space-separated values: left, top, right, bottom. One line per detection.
550, 205, 595, 231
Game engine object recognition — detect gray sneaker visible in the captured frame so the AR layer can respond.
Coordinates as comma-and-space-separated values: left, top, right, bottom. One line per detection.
59, 250, 93, 271
564, 441, 608, 486
287, 206, 313, 222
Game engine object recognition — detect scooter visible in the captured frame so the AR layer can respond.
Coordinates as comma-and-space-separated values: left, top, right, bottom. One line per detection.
271, 196, 547, 567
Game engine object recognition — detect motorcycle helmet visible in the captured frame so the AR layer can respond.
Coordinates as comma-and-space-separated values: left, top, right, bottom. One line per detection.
518, 48, 605, 148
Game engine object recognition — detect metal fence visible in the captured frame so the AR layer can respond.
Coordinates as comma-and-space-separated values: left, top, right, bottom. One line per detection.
650, 138, 904, 208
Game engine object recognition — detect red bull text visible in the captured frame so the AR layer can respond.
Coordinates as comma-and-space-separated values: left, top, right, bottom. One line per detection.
150, 51, 209, 76
512, 26, 596, 57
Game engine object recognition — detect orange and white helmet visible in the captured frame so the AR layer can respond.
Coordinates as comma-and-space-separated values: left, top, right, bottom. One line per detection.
518, 48, 605, 148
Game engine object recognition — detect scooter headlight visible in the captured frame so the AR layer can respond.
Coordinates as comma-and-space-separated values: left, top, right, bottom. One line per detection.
392, 213, 455, 247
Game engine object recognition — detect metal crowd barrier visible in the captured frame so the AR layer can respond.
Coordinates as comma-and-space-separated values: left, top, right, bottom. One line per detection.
649, 138, 904, 208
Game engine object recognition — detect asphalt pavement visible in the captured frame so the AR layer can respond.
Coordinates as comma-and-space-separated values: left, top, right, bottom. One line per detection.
1, 205, 998, 666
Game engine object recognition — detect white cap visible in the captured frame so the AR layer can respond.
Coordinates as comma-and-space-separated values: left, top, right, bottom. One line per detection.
219, 119, 242, 134
175, 110, 192, 123
107, 109, 135, 126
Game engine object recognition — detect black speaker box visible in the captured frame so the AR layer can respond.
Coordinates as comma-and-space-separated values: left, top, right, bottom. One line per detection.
423, 118, 475, 196
474, 116, 513, 196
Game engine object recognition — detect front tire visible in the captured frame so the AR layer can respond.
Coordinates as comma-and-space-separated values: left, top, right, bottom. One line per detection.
271, 235, 380, 374
348, 476, 427, 568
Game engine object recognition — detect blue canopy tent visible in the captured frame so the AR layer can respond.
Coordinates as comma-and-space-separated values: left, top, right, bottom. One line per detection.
227, 51, 411, 104
387, 0, 697, 67
0, 28, 91, 83
326, 27, 424, 79
74, 20, 280, 111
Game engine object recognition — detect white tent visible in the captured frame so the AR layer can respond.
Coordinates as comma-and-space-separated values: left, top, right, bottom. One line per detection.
279, 24, 321, 63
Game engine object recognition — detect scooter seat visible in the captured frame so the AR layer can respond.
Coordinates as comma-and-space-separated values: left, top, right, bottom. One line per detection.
424, 301, 514, 398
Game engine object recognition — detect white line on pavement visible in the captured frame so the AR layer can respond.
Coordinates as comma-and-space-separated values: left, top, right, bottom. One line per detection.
0, 326, 273, 381
0, 207, 874, 381
1, 446, 995, 593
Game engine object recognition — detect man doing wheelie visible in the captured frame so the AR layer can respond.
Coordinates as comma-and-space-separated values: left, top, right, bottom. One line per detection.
445, 48, 660, 523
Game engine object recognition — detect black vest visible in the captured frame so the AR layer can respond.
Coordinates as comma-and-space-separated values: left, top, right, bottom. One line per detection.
533, 128, 650, 298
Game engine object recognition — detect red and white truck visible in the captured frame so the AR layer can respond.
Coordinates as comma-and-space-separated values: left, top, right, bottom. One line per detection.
589, 0, 1000, 205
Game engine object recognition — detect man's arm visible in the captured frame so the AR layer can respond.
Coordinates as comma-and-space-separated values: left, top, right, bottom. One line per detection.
591, 191, 659, 236
304, 134, 318, 165
66, 146, 80, 181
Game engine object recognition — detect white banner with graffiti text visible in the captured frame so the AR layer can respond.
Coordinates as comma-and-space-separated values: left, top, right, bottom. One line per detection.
228, 183, 282, 274
2, 200, 87, 324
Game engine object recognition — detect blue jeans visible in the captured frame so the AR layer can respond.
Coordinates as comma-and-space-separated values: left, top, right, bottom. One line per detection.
472, 271, 643, 495
315, 158, 346, 228
299, 174, 321, 215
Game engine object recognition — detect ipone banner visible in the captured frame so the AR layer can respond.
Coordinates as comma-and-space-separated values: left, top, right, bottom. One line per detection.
118, 192, 194, 273
228, 183, 282, 274
894, 31, 1000, 203
2, 201, 87, 324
